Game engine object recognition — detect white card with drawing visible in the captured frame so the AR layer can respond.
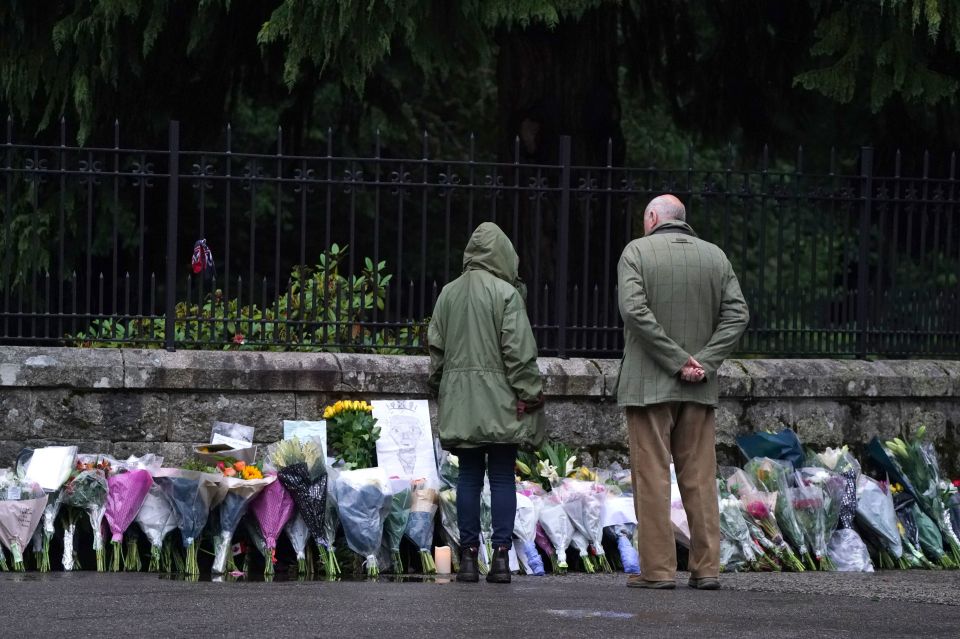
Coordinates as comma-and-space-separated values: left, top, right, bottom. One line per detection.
372, 399, 439, 486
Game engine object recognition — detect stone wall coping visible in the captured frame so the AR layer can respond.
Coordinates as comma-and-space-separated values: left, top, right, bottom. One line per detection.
0, 346, 957, 399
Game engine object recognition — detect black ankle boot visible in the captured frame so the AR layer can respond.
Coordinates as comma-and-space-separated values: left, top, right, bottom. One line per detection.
486, 545, 511, 584
458, 547, 479, 583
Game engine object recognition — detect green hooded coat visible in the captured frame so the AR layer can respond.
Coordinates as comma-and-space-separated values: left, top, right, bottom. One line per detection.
428, 223, 545, 448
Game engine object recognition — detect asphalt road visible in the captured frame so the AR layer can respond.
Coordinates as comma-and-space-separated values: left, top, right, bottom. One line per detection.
1, 570, 958, 638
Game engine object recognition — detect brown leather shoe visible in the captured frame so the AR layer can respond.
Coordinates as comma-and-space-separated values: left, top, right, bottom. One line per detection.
626, 575, 676, 589
688, 576, 721, 590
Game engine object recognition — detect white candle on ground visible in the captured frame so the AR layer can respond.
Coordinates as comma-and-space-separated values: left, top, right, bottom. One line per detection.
434, 545, 452, 574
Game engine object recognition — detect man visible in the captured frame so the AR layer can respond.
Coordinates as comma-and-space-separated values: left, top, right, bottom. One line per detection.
428, 222, 545, 584
617, 194, 749, 590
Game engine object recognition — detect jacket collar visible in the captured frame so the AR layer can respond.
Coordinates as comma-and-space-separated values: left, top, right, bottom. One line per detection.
648, 220, 698, 238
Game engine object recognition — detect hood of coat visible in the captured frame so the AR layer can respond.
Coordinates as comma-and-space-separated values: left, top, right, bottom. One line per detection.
462, 222, 519, 283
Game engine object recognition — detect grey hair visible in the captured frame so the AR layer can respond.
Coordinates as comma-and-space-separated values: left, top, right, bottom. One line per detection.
644, 194, 686, 221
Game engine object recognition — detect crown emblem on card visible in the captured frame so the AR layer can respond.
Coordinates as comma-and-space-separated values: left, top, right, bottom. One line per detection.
388, 399, 414, 411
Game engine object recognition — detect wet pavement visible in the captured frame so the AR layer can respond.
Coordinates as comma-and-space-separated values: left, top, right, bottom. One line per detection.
1, 570, 958, 638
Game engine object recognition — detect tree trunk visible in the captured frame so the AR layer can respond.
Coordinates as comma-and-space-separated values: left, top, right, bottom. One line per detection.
495, 6, 625, 349
496, 5, 624, 167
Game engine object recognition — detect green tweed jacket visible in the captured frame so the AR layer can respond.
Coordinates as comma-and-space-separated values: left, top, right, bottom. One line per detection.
615, 220, 749, 407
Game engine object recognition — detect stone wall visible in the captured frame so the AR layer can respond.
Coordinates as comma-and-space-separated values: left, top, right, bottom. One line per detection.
1, 347, 958, 474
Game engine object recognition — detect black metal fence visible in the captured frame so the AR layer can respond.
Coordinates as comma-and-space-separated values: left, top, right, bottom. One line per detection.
1, 119, 958, 358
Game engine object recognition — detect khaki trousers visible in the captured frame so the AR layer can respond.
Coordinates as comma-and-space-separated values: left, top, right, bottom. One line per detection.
626, 403, 720, 580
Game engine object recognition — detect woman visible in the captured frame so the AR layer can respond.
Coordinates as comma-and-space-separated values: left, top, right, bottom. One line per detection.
428, 222, 545, 583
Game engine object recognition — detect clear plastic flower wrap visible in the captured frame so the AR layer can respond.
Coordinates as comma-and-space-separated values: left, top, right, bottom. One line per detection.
285, 514, 312, 574
787, 481, 829, 570
567, 478, 611, 572
513, 490, 545, 575
537, 491, 574, 573
334, 467, 393, 576
62, 467, 110, 571
212, 474, 275, 574
383, 480, 412, 573
135, 483, 179, 572
154, 468, 227, 575
827, 527, 874, 572
320, 466, 342, 576
404, 478, 438, 573
797, 466, 845, 569
438, 487, 460, 569
746, 457, 813, 568
670, 466, 691, 550
557, 479, 606, 572
718, 494, 770, 572
855, 474, 904, 568
479, 482, 492, 570
438, 450, 459, 489
739, 489, 806, 571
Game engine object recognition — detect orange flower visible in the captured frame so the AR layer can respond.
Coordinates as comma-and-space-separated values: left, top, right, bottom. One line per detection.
233, 461, 247, 472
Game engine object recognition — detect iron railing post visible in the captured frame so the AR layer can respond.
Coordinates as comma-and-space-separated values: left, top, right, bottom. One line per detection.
164, 120, 180, 351
556, 136, 572, 357
857, 146, 873, 359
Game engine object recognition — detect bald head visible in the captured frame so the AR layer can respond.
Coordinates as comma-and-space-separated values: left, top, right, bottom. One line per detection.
643, 194, 686, 236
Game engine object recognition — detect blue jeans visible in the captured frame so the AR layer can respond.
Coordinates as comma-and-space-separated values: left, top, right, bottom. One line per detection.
455, 445, 517, 549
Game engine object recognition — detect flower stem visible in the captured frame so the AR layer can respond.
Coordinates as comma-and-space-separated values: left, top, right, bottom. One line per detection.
420, 549, 436, 574
148, 545, 161, 572
111, 541, 123, 572
125, 537, 142, 572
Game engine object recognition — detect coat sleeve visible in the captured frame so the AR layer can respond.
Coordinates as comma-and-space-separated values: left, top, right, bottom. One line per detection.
693, 262, 750, 373
427, 302, 445, 397
617, 247, 691, 375
500, 291, 542, 402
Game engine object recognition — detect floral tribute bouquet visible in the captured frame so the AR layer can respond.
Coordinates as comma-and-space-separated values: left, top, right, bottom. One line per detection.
18, 446, 76, 572
888, 482, 937, 569
325, 400, 380, 470
269, 438, 328, 574
62, 456, 112, 571
537, 490, 574, 573
404, 478, 439, 573
436, 451, 460, 570
211, 460, 275, 574
855, 474, 906, 569
321, 469, 342, 576
789, 471, 834, 570
105, 468, 153, 571
334, 467, 394, 576
807, 447, 873, 572
716, 475, 774, 572
250, 475, 295, 576
479, 485, 493, 572
383, 480, 412, 573
558, 478, 610, 572
722, 467, 805, 571
514, 487, 545, 575
872, 429, 960, 566
438, 487, 459, 570
0, 474, 47, 571
745, 457, 814, 569
135, 483, 179, 572
285, 515, 313, 575
154, 467, 227, 576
